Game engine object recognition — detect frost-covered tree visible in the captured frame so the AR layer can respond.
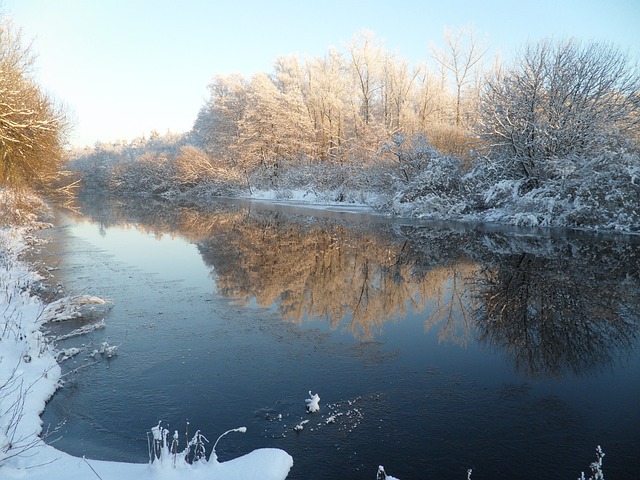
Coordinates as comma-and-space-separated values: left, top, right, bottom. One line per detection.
413, 66, 448, 129
477, 38, 640, 182
432, 25, 487, 128
348, 30, 385, 132
382, 55, 421, 132
235, 72, 314, 173
192, 74, 248, 161
303, 49, 349, 160
0, 18, 67, 188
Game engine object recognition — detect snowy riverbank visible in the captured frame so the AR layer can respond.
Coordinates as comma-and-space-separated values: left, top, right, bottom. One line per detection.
0, 219, 293, 479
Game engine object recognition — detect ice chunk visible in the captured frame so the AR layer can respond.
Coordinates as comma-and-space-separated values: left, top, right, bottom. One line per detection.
305, 390, 320, 413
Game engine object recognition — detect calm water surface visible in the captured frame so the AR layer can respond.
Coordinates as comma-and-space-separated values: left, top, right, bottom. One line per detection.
38, 196, 640, 479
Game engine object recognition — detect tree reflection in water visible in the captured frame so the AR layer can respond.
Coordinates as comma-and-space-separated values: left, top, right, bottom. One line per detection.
470, 242, 640, 377
197, 215, 445, 340
69, 195, 640, 379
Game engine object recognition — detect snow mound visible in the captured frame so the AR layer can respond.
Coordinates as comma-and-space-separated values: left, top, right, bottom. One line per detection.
305, 390, 320, 413
41, 294, 113, 322
377, 465, 401, 480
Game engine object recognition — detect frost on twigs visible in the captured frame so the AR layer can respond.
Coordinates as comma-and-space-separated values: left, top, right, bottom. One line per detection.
305, 390, 320, 413
148, 421, 248, 467
579, 445, 605, 480
54, 319, 106, 341
89, 340, 119, 359
293, 420, 309, 432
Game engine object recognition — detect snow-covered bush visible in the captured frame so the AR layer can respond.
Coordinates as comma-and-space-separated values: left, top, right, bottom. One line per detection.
0, 188, 51, 226
172, 146, 248, 197
395, 154, 464, 203
463, 148, 640, 231
378, 133, 469, 217
378, 133, 441, 182
109, 151, 176, 194
67, 133, 185, 194
67, 146, 134, 191
562, 150, 640, 231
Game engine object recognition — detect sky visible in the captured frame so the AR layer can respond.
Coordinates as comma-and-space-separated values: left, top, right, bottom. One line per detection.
3, 0, 639, 147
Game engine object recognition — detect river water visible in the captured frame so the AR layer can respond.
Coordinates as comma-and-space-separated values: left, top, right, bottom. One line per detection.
36, 195, 640, 479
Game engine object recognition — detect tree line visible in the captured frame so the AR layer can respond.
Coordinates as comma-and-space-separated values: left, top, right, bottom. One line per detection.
4, 16, 638, 232
192, 28, 486, 168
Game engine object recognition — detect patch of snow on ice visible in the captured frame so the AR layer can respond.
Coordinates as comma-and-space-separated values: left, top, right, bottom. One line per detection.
293, 420, 309, 431
305, 390, 320, 413
41, 294, 113, 322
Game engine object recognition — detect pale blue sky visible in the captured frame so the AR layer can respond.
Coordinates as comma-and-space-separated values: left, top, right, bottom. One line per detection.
4, 0, 639, 147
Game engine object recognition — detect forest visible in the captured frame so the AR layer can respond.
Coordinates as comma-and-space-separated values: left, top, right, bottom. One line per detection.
2, 24, 640, 233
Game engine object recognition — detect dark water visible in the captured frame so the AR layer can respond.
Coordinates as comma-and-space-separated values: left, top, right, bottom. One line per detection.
37, 195, 640, 479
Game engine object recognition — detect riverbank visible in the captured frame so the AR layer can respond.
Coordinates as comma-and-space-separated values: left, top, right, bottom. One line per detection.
0, 190, 293, 479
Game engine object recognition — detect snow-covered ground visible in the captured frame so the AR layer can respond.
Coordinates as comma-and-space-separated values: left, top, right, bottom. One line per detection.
0, 222, 293, 479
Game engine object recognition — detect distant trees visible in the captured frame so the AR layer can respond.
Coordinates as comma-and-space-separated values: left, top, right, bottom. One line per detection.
68, 32, 640, 232
191, 30, 469, 170
0, 18, 67, 188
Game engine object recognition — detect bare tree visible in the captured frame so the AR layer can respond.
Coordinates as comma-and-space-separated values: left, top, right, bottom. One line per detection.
431, 26, 487, 127
0, 18, 67, 188
347, 30, 385, 131
478, 38, 640, 182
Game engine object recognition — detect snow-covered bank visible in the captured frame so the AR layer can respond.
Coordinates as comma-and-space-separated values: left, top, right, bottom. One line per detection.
70, 139, 640, 236
0, 222, 293, 479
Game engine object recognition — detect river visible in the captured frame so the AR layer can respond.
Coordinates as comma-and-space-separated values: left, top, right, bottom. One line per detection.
36, 194, 640, 479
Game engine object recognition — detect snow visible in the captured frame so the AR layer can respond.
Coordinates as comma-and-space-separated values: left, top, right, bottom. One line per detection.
305, 391, 320, 413
0, 224, 293, 479
41, 294, 113, 322
377, 465, 400, 480
293, 420, 309, 431
240, 189, 376, 214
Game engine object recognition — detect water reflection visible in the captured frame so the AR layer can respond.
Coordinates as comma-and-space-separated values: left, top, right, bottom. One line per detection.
197, 218, 472, 341
471, 243, 640, 377
67, 194, 640, 378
